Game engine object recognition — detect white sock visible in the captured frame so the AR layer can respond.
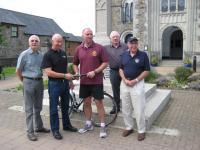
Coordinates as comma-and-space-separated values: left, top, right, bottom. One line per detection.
86, 120, 92, 125
101, 122, 105, 127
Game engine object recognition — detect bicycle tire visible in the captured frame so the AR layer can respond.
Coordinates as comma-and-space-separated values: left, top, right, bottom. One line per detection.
92, 92, 118, 127
68, 94, 73, 117
68, 91, 84, 117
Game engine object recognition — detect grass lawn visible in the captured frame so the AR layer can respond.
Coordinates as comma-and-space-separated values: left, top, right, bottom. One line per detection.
3, 67, 16, 77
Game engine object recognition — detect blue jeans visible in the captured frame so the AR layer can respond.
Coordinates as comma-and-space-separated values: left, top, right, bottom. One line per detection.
48, 80, 71, 132
109, 69, 121, 109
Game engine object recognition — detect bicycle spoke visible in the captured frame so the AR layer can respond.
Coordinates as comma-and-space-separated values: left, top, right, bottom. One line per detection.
92, 92, 118, 127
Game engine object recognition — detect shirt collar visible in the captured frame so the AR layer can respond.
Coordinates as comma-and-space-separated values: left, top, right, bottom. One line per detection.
51, 49, 61, 53
81, 41, 95, 49
28, 48, 39, 54
128, 49, 139, 57
110, 43, 121, 48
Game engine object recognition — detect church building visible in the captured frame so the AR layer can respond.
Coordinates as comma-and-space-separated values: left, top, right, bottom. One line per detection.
95, 0, 200, 63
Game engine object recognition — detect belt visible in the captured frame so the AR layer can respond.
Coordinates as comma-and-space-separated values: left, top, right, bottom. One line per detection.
110, 68, 119, 71
24, 77, 42, 81
49, 78, 67, 82
126, 78, 134, 81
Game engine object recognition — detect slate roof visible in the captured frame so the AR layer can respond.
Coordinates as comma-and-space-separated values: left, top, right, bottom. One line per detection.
65, 32, 82, 42
0, 8, 66, 37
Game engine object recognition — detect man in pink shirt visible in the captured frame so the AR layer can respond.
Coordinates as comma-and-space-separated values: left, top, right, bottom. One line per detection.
73, 28, 108, 138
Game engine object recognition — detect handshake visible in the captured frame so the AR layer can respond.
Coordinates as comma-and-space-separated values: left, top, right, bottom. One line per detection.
71, 73, 80, 80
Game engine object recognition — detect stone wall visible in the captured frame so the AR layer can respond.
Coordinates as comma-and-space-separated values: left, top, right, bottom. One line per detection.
65, 41, 81, 56
111, 0, 133, 34
0, 24, 65, 66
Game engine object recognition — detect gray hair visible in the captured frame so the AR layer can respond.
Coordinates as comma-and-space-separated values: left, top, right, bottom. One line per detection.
29, 35, 40, 42
110, 31, 120, 38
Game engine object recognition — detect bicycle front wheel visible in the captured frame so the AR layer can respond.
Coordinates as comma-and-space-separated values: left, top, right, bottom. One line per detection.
92, 92, 118, 127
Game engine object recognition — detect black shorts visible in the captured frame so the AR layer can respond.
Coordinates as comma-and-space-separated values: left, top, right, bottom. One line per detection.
79, 84, 104, 100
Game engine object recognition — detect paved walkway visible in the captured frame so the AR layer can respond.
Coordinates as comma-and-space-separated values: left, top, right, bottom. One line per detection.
0, 76, 200, 150
0, 75, 21, 90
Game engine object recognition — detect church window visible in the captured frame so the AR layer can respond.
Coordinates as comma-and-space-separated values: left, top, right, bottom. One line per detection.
122, 0, 133, 23
130, 2, 133, 22
170, 0, 176, 12
125, 3, 130, 22
178, 0, 185, 11
162, 0, 168, 12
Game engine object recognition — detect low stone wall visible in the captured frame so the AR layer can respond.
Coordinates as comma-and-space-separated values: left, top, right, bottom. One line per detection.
0, 58, 17, 66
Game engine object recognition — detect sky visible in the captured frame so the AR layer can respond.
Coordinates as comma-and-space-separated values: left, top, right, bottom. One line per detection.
0, 0, 95, 36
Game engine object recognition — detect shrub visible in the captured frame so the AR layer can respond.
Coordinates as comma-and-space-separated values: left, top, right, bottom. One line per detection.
183, 57, 192, 65
145, 70, 159, 83
68, 63, 75, 74
175, 66, 193, 83
3, 67, 16, 77
43, 80, 48, 89
150, 55, 158, 66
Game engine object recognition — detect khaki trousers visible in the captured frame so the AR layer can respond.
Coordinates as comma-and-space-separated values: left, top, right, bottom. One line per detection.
120, 80, 146, 133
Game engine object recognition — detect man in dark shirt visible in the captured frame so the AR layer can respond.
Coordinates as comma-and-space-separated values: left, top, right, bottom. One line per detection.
73, 28, 109, 138
119, 37, 150, 141
104, 31, 127, 114
41, 34, 77, 140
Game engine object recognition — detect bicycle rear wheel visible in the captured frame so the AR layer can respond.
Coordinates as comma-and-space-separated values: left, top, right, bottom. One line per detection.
92, 92, 118, 127
68, 94, 73, 117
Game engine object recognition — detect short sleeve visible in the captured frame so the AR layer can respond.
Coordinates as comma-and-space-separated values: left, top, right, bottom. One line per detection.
119, 52, 124, 69
73, 48, 80, 66
41, 52, 52, 69
100, 46, 109, 63
144, 53, 150, 71
16, 52, 25, 71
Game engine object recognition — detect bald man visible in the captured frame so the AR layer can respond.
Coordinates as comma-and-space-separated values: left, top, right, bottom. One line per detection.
73, 28, 109, 138
41, 34, 77, 140
104, 31, 127, 114
16, 35, 50, 141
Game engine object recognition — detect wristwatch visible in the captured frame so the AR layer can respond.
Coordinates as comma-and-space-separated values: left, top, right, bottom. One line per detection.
135, 78, 139, 83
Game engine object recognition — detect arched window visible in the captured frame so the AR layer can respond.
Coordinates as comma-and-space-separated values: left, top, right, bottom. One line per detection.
170, 0, 176, 12
125, 3, 130, 22
178, 0, 185, 11
130, 2, 133, 22
121, 0, 133, 24
162, 0, 168, 12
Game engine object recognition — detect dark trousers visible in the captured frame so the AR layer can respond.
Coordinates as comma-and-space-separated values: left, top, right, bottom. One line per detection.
109, 69, 121, 109
48, 80, 71, 132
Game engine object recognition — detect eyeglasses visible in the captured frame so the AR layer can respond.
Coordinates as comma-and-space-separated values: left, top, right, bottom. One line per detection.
31, 40, 39, 42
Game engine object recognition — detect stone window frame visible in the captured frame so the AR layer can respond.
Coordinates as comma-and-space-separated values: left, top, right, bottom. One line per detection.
121, 0, 133, 24
161, 0, 185, 13
11, 26, 18, 37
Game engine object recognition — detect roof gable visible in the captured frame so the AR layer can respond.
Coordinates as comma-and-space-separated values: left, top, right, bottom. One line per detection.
0, 8, 65, 36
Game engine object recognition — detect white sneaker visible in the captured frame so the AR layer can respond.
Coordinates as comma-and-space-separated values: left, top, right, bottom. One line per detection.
99, 127, 107, 138
78, 124, 94, 134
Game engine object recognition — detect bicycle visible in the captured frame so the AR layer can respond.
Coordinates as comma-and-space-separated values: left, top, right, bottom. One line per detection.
68, 74, 118, 127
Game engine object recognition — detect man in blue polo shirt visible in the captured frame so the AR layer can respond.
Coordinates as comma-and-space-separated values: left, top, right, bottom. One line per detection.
119, 37, 150, 141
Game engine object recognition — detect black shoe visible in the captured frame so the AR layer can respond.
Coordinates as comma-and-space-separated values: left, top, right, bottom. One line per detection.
35, 127, 50, 133
27, 133, 37, 141
53, 131, 63, 140
63, 126, 78, 132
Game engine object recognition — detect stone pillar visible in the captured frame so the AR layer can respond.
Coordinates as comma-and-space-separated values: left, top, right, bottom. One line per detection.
132, 0, 148, 50
94, 0, 111, 45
